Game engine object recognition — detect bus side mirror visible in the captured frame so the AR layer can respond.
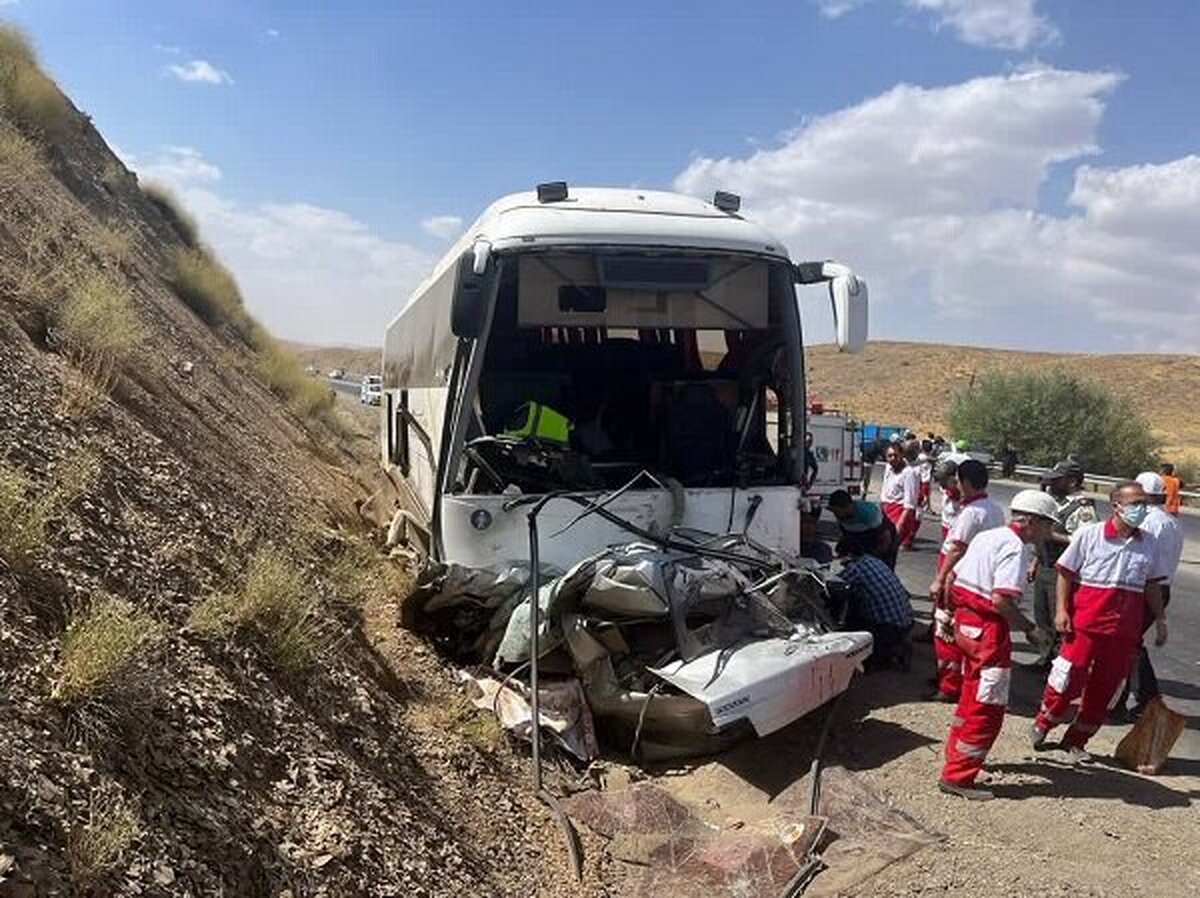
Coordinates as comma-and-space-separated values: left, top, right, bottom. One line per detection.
450, 243, 493, 338
829, 272, 868, 353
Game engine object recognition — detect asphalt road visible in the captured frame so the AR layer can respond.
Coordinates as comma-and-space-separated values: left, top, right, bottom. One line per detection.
867, 467, 1200, 761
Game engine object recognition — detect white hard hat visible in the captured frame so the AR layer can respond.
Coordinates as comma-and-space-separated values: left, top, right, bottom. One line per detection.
1010, 489, 1059, 521
1135, 472, 1166, 496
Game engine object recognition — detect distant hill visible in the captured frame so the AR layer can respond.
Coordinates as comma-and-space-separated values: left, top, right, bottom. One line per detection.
286, 341, 378, 376
806, 341, 1200, 467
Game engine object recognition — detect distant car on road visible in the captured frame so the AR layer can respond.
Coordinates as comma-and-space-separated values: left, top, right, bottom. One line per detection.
328, 368, 346, 379
305, 364, 321, 376
360, 374, 383, 405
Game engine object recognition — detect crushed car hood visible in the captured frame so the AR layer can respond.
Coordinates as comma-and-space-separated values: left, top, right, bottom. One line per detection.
649, 632, 872, 735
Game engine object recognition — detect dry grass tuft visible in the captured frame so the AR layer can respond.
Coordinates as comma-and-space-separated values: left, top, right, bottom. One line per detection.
0, 24, 71, 137
0, 463, 49, 571
91, 224, 134, 268
0, 123, 43, 198
142, 181, 198, 247
191, 547, 336, 674
67, 781, 140, 884
256, 339, 337, 424
0, 453, 96, 570
166, 246, 255, 337
55, 271, 144, 416
60, 270, 144, 364
325, 537, 412, 611
53, 594, 162, 706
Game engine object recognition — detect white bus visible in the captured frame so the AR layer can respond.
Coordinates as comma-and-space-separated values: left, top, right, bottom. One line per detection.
381, 184, 868, 568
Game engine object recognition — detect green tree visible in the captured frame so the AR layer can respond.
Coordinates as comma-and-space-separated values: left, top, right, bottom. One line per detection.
947, 369, 1159, 476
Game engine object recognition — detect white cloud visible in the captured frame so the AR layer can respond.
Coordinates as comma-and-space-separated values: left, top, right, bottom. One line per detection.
131, 147, 431, 345
674, 67, 1200, 351
138, 145, 222, 184
811, 0, 1057, 50
153, 43, 182, 55
907, 0, 1058, 50
420, 215, 463, 240
266, 28, 280, 38
167, 60, 233, 86
812, 0, 872, 17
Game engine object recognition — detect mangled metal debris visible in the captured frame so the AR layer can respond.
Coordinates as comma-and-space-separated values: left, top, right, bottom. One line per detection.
407, 531, 872, 761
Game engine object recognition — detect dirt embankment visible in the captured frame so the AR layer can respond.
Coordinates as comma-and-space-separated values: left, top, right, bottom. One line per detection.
0, 36, 597, 898
806, 341, 1200, 465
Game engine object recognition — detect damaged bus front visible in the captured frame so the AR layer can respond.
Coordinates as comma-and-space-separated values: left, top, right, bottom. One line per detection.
381, 185, 872, 758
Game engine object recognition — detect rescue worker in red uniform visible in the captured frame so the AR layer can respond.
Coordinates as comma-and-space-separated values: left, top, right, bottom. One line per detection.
938, 489, 1059, 801
927, 459, 1005, 703
1031, 481, 1170, 763
880, 444, 921, 550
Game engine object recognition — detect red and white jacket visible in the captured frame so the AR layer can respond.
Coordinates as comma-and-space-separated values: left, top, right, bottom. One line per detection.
1056, 518, 1170, 642
881, 464, 920, 510
941, 493, 1005, 556
951, 525, 1030, 618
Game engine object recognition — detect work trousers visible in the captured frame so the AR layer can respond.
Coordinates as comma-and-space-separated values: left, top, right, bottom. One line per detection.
1118, 586, 1171, 711
1035, 629, 1138, 749
883, 502, 919, 548
934, 632, 963, 698
941, 606, 1012, 787
933, 538, 962, 697
1031, 567, 1059, 664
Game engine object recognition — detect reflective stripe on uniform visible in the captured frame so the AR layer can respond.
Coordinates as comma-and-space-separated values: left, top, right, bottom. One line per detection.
956, 740, 989, 759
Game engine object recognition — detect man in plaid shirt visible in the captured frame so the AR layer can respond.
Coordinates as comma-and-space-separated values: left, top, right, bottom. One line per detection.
839, 546, 914, 669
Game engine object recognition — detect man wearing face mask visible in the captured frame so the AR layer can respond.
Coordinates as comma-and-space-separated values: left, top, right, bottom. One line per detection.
1113, 471, 1184, 718
938, 489, 1059, 801
1031, 482, 1170, 763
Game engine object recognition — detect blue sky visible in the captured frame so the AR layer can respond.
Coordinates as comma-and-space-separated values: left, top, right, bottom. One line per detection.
4, 0, 1199, 350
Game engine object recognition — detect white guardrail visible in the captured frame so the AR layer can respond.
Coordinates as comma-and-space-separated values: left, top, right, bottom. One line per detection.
991, 463, 1200, 507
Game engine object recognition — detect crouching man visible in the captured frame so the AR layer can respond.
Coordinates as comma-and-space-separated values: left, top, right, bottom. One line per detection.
1031, 481, 1170, 762
939, 490, 1059, 800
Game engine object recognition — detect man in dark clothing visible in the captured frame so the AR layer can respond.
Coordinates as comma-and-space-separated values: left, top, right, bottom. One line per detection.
800, 505, 834, 565
804, 431, 819, 488
839, 543, 914, 670
828, 489, 899, 569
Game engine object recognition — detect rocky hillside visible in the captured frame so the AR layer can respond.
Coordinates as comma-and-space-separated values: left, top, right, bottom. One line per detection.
0, 26, 594, 897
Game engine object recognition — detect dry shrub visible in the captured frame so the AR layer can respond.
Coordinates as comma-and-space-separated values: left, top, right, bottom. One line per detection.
60, 271, 143, 364
0, 24, 71, 137
0, 173, 75, 309
191, 547, 336, 674
67, 781, 140, 884
0, 123, 42, 198
55, 271, 143, 414
326, 537, 411, 610
91, 224, 133, 268
256, 338, 337, 424
142, 181, 199, 247
99, 159, 129, 193
0, 463, 48, 570
52, 594, 162, 706
167, 246, 255, 336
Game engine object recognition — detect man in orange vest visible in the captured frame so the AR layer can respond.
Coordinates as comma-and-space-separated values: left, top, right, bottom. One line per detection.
1160, 463, 1183, 516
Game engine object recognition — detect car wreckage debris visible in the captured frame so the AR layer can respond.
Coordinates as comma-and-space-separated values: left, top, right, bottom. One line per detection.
405, 530, 872, 761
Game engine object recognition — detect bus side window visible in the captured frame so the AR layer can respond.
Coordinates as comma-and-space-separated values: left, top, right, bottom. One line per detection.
388, 391, 411, 476
397, 391, 410, 476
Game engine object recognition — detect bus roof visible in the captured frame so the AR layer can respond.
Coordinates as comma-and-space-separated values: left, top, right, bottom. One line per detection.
383, 187, 792, 388
465, 187, 789, 257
